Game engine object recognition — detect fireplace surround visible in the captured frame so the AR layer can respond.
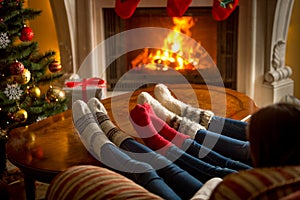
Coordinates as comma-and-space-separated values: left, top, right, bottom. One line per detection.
50, 0, 295, 107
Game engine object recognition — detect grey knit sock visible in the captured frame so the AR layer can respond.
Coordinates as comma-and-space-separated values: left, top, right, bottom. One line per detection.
72, 100, 113, 161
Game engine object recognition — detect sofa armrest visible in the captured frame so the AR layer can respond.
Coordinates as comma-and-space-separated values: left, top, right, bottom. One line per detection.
46, 165, 162, 200
209, 166, 300, 200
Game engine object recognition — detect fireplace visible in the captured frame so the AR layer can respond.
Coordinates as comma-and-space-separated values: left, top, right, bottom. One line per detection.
103, 7, 238, 91
51, 0, 295, 107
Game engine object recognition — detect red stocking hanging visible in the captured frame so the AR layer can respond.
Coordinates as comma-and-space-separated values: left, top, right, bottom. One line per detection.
212, 0, 239, 21
167, 0, 192, 17
115, 0, 140, 19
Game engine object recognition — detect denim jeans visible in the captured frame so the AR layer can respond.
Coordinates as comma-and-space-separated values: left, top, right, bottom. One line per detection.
100, 143, 181, 200
121, 138, 202, 200
208, 116, 248, 141
195, 129, 252, 165
165, 145, 237, 183
181, 138, 252, 170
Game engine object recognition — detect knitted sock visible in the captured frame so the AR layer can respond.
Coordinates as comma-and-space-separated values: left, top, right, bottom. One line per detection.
137, 92, 202, 138
137, 91, 179, 124
130, 104, 173, 155
154, 83, 214, 128
72, 100, 114, 161
212, 0, 239, 21
142, 103, 190, 148
87, 98, 132, 147
115, 0, 141, 19
166, 0, 192, 17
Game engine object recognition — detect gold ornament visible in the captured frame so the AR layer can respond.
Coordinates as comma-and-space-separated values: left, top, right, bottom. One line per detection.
46, 86, 66, 102
28, 86, 41, 99
13, 109, 28, 123
14, 68, 31, 84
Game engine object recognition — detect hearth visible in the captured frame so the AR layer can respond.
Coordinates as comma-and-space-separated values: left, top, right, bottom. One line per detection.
103, 7, 239, 91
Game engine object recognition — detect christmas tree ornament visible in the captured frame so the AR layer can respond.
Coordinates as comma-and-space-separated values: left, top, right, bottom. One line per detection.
4, 84, 23, 100
28, 86, 41, 99
212, 0, 239, 21
13, 109, 28, 123
20, 26, 34, 42
46, 86, 66, 102
48, 60, 62, 73
115, 0, 140, 19
10, 60, 25, 75
167, 0, 192, 17
0, 32, 11, 49
13, 68, 31, 84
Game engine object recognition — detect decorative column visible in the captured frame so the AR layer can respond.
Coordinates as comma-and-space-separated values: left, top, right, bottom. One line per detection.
262, 0, 295, 104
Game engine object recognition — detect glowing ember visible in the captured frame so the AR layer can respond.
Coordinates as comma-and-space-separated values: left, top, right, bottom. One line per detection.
131, 16, 202, 71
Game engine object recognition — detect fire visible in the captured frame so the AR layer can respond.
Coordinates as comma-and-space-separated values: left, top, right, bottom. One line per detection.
131, 17, 200, 71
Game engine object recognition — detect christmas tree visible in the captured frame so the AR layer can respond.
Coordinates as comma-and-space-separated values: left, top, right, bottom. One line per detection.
0, 0, 67, 152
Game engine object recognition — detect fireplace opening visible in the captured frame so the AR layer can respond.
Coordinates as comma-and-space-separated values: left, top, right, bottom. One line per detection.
103, 7, 238, 91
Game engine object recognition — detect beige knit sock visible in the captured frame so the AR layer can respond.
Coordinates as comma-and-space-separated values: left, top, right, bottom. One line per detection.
154, 83, 214, 128
87, 98, 132, 147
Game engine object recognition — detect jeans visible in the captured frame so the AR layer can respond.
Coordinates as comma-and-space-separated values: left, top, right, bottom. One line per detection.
208, 116, 248, 141
100, 143, 181, 200
195, 129, 252, 165
181, 138, 252, 170
165, 145, 236, 183
121, 138, 202, 200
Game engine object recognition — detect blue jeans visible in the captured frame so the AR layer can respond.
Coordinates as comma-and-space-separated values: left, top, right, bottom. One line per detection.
208, 116, 248, 141
181, 138, 252, 170
195, 129, 252, 165
100, 143, 181, 200
121, 138, 202, 200
165, 145, 236, 183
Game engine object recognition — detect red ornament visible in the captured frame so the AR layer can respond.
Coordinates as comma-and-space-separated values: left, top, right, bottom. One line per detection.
10, 61, 24, 75
20, 26, 34, 41
48, 61, 62, 73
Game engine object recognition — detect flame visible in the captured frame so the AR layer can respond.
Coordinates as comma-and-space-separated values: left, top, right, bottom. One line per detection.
131, 17, 200, 71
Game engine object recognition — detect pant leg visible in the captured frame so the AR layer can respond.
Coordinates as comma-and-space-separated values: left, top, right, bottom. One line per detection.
121, 138, 202, 200
165, 146, 237, 183
208, 116, 248, 141
195, 129, 252, 165
100, 143, 180, 200
182, 139, 252, 170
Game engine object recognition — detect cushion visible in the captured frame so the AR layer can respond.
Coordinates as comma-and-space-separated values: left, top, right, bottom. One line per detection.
209, 166, 300, 200
46, 165, 162, 200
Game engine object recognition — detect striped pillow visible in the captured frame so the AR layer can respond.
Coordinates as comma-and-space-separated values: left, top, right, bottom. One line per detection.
209, 166, 300, 200
46, 165, 162, 200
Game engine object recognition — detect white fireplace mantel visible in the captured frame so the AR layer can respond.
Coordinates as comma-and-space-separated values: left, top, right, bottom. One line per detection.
50, 0, 295, 107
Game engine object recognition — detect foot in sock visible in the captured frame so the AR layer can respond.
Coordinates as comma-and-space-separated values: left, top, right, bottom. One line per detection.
154, 83, 214, 128
72, 100, 114, 161
87, 97, 132, 147
130, 104, 173, 155
138, 92, 204, 138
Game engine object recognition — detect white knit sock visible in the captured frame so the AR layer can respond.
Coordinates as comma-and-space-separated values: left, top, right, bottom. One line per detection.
154, 83, 214, 128
72, 100, 114, 161
87, 98, 132, 147
137, 92, 178, 122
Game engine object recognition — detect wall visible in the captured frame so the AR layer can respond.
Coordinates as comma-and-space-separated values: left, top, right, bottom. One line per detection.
27, 0, 60, 62
286, 0, 300, 99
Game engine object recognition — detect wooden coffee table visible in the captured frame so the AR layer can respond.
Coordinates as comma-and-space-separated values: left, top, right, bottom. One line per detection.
6, 84, 258, 200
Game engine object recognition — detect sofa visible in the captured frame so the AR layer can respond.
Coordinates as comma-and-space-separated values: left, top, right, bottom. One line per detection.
45, 164, 300, 200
